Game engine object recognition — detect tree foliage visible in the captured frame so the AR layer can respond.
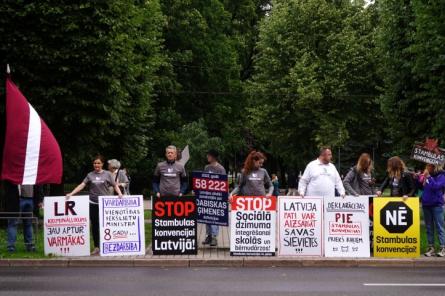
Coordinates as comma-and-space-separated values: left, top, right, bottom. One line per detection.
248, 0, 382, 171
0, 0, 165, 179
1, 0, 445, 192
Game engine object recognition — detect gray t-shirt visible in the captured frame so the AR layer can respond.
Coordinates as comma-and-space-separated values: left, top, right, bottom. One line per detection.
231, 168, 273, 196
83, 170, 116, 203
110, 170, 130, 194
154, 161, 187, 196
114, 170, 129, 184
204, 163, 226, 175
19, 185, 34, 198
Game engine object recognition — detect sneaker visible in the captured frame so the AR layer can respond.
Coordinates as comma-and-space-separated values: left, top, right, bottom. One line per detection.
91, 247, 100, 256
26, 246, 36, 252
210, 236, 217, 247
437, 247, 445, 257
202, 235, 212, 245
424, 246, 435, 257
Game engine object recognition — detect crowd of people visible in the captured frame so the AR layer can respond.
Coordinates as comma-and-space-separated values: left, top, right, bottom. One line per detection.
5, 145, 445, 258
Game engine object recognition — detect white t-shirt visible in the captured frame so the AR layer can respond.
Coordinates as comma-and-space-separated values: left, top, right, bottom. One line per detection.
298, 159, 345, 197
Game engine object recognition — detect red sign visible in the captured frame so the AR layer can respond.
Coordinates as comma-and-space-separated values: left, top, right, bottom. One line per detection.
192, 177, 228, 192
231, 196, 276, 211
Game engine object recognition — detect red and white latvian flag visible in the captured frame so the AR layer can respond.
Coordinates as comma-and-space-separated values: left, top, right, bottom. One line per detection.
1, 73, 63, 184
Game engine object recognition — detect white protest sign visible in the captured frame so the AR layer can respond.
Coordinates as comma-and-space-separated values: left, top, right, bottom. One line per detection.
324, 196, 370, 257
278, 196, 323, 256
230, 196, 276, 256
99, 195, 145, 256
44, 196, 90, 256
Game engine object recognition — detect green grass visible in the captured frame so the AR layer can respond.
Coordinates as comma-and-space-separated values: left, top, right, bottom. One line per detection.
0, 227, 45, 259
144, 210, 152, 220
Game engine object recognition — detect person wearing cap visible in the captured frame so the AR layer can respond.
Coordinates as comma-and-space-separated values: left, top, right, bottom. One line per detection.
108, 159, 129, 195
202, 149, 226, 247
153, 145, 188, 197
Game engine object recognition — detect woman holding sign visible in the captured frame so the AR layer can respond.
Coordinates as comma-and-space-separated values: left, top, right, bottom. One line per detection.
417, 164, 445, 257
343, 153, 376, 196
230, 151, 273, 197
377, 156, 415, 198
67, 155, 123, 255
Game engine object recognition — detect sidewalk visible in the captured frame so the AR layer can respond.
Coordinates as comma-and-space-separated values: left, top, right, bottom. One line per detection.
2, 256, 445, 268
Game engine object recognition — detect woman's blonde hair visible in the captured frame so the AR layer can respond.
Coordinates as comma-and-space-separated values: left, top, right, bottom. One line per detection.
356, 153, 373, 174
426, 163, 444, 174
387, 156, 406, 179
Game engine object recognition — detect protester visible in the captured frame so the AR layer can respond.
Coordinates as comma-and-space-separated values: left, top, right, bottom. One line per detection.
298, 147, 345, 197
202, 149, 226, 247
230, 151, 273, 197
108, 159, 129, 195
6, 184, 42, 252
67, 155, 123, 255
153, 145, 188, 197
272, 174, 280, 196
286, 170, 298, 196
417, 164, 445, 257
343, 153, 376, 196
377, 156, 415, 197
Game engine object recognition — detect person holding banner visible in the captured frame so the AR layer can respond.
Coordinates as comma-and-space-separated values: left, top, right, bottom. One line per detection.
343, 153, 376, 196
67, 155, 123, 255
298, 147, 345, 197
377, 156, 415, 198
153, 145, 188, 198
202, 149, 226, 247
230, 151, 273, 197
418, 164, 445, 257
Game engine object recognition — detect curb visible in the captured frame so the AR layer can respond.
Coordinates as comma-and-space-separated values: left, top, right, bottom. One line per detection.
1, 257, 445, 268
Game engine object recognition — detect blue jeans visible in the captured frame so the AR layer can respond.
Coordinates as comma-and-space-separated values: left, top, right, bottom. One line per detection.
206, 224, 219, 237
423, 205, 445, 247
7, 198, 34, 250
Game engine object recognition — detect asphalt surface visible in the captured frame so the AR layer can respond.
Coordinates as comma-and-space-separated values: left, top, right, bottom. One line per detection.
1, 266, 445, 296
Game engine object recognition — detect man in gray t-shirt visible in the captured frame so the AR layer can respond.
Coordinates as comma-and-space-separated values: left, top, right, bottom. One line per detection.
202, 149, 226, 247
153, 145, 188, 197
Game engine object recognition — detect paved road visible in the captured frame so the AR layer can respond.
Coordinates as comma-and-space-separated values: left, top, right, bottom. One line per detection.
1, 266, 445, 296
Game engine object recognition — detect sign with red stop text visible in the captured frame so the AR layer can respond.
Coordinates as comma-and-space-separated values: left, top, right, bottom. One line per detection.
152, 195, 197, 255
230, 196, 276, 256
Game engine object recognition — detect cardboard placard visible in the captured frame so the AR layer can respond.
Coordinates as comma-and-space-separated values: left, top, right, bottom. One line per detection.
152, 195, 197, 255
278, 196, 323, 256
192, 171, 229, 226
373, 197, 420, 258
230, 196, 276, 256
99, 195, 145, 256
324, 196, 370, 257
411, 139, 445, 165
44, 196, 90, 256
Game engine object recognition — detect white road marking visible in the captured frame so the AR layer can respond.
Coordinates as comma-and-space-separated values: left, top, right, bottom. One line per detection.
364, 283, 445, 287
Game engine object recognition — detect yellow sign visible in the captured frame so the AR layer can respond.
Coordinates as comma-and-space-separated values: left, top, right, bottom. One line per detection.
373, 197, 420, 258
